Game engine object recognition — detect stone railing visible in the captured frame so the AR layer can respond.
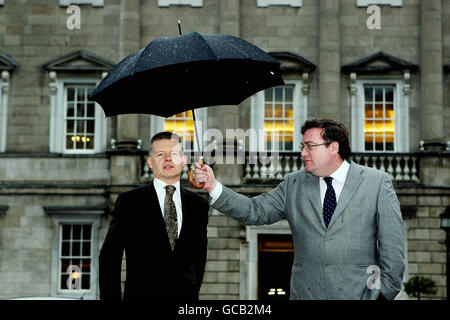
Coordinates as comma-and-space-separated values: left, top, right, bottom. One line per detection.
242, 151, 426, 183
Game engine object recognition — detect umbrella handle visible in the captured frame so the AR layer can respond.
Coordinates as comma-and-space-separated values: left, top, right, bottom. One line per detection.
188, 156, 205, 189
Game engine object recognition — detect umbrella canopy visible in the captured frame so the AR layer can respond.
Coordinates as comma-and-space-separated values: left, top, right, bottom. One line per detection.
89, 32, 284, 117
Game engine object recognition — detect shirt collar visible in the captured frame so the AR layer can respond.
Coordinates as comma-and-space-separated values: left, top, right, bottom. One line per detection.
153, 178, 181, 193
328, 160, 350, 184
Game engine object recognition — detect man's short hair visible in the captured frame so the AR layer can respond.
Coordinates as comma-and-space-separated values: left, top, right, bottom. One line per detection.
301, 119, 351, 161
149, 132, 183, 155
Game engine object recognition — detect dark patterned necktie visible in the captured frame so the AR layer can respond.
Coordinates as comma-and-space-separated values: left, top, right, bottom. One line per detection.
323, 177, 337, 228
164, 185, 178, 250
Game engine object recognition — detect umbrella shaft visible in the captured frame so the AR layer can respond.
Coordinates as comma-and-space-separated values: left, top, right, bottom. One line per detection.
192, 109, 201, 154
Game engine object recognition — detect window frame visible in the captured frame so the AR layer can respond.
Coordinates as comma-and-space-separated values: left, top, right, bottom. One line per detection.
356, 0, 402, 6
158, 0, 203, 7
49, 215, 101, 299
353, 79, 408, 152
59, 0, 104, 7
58, 223, 94, 293
257, 0, 302, 7
0, 78, 4, 152
250, 80, 305, 152
50, 78, 106, 155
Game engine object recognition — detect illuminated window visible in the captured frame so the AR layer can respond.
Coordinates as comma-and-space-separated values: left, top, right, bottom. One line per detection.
59, 224, 92, 291
264, 85, 295, 151
251, 80, 305, 152
164, 110, 195, 151
64, 85, 97, 152
363, 85, 395, 151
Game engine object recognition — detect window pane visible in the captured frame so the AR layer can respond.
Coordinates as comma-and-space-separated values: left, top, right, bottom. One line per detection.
364, 87, 373, 101
81, 275, 90, 290
274, 104, 283, 118
73, 225, 81, 240
77, 87, 85, 102
67, 103, 75, 117
285, 104, 293, 118
365, 104, 373, 119
76, 121, 85, 133
86, 136, 94, 149
264, 105, 273, 117
61, 242, 70, 256
82, 225, 92, 240
66, 136, 74, 149
385, 104, 394, 118
275, 87, 283, 101
374, 104, 383, 118
285, 87, 293, 102
61, 274, 69, 290
86, 103, 95, 117
86, 120, 95, 133
82, 242, 91, 256
66, 120, 75, 133
265, 88, 273, 101
62, 225, 71, 240
375, 87, 383, 102
77, 103, 84, 117
61, 259, 70, 273
385, 87, 393, 102
67, 88, 75, 102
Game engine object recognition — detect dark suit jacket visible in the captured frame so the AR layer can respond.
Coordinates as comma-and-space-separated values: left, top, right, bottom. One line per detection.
99, 183, 209, 300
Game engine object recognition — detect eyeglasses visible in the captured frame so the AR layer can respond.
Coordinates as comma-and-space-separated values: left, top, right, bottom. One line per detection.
299, 142, 331, 152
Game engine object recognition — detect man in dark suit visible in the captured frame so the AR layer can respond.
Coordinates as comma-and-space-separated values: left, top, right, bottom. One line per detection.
99, 132, 209, 300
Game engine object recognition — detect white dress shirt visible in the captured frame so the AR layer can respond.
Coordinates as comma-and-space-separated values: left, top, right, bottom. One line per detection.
153, 178, 183, 236
319, 160, 350, 206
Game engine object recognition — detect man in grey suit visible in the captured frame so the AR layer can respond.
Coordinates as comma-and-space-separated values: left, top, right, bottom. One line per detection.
194, 119, 405, 300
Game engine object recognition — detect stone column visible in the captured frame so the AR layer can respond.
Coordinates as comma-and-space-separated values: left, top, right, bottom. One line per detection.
420, 0, 444, 147
117, 0, 140, 145
318, 0, 340, 120
212, 0, 242, 185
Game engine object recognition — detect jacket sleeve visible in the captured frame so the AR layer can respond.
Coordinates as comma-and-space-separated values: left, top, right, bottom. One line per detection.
377, 173, 405, 300
99, 194, 126, 300
211, 178, 288, 225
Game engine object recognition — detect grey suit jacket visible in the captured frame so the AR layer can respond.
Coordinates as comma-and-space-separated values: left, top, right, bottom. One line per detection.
212, 161, 405, 300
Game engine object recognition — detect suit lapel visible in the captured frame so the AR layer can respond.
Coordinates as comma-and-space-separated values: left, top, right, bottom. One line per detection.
304, 173, 325, 229
176, 187, 190, 250
328, 161, 364, 228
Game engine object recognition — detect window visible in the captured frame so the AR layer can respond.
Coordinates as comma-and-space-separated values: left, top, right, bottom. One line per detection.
363, 85, 395, 151
64, 85, 97, 153
158, 0, 202, 7
45, 206, 103, 299
150, 108, 207, 152
264, 85, 295, 151
257, 0, 302, 7
356, 0, 402, 6
59, 0, 104, 7
50, 79, 107, 154
59, 224, 93, 291
164, 110, 195, 151
353, 80, 408, 152
251, 81, 305, 152
0, 71, 11, 153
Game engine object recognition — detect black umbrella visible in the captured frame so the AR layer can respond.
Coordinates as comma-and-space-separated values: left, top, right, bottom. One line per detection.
89, 29, 284, 187
89, 31, 283, 117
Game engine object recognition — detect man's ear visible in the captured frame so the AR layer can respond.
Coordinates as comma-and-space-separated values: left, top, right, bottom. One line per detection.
331, 141, 339, 155
147, 156, 153, 169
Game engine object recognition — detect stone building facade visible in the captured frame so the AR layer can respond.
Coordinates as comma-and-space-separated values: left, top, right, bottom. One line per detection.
0, 0, 449, 300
